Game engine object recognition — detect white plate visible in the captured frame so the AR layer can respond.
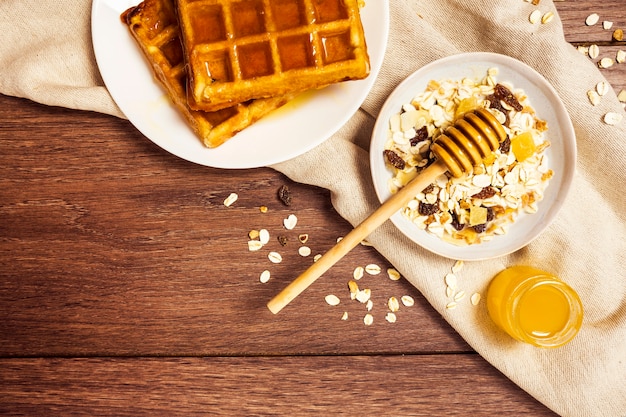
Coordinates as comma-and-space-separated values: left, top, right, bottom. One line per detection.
370, 53, 576, 260
91, 0, 389, 169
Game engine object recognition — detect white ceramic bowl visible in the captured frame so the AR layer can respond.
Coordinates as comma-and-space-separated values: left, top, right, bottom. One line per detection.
369, 52, 576, 260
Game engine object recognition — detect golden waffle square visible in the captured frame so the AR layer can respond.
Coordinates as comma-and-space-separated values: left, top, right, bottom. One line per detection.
122, 0, 292, 148
176, 0, 370, 112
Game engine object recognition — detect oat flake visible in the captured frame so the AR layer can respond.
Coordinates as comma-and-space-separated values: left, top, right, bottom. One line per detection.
259, 229, 270, 245
365, 264, 382, 275
260, 270, 271, 283
283, 214, 298, 230
387, 268, 401, 281
585, 13, 600, 26
385, 312, 397, 323
604, 112, 623, 125
401, 295, 415, 307
325, 294, 341, 306
363, 314, 374, 326
353, 266, 364, 280
223, 193, 238, 207
248, 240, 263, 252
298, 246, 312, 257
268, 252, 283, 263
471, 293, 482, 306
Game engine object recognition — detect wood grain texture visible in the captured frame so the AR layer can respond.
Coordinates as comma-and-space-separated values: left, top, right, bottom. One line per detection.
0, 2, 621, 415
0, 356, 557, 416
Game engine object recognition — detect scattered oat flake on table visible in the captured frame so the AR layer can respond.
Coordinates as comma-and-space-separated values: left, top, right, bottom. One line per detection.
248, 240, 264, 252
353, 266, 364, 280
283, 214, 297, 230
401, 295, 415, 307
341, 311, 349, 320
385, 312, 397, 323
268, 251, 283, 263
363, 313, 374, 326
259, 229, 270, 245
603, 21, 613, 30
260, 270, 271, 283
365, 264, 381, 275
223, 193, 238, 207
604, 112, 623, 125
298, 246, 311, 257
616, 50, 625, 64
325, 294, 341, 306
366, 299, 374, 311
356, 289, 371, 303
387, 268, 401, 281
588, 44, 600, 59
585, 13, 600, 26
388, 296, 400, 312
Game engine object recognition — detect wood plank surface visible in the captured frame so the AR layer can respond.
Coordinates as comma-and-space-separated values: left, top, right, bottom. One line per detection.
0, 356, 555, 416
0, 1, 623, 416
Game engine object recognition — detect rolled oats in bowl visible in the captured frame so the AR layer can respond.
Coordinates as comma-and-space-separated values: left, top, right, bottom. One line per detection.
383, 68, 553, 246
370, 53, 576, 260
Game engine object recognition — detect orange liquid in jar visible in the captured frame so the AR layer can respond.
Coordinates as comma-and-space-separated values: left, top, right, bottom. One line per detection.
487, 266, 583, 348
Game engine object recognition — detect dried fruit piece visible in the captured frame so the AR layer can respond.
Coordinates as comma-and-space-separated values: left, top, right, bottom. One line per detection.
383, 149, 406, 170
472, 187, 497, 199
277, 185, 292, 206
613, 28, 624, 42
259, 205, 268, 213
494, 84, 523, 111
277, 235, 288, 246
418, 201, 439, 216
410, 126, 430, 146
469, 206, 488, 226
511, 131, 537, 162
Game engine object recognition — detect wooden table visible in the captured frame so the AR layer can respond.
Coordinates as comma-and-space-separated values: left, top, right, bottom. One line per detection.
1, 2, 624, 415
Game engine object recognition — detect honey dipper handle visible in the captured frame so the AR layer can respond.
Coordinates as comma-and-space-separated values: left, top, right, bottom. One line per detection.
267, 160, 448, 314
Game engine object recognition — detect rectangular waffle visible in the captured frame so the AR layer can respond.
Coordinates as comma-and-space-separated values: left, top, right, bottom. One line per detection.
175, 0, 370, 112
122, 0, 292, 148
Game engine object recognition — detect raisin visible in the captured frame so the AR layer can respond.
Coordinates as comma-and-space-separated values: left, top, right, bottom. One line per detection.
418, 202, 439, 216
383, 150, 406, 170
472, 187, 497, 199
472, 224, 487, 233
494, 84, 523, 112
410, 126, 429, 146
450, 213, 465, 231
486, 207, 495, 222
421, 184, 435, 194
499, 136, 511, 153
277, 235, 288, 246
278, 185, 292, 206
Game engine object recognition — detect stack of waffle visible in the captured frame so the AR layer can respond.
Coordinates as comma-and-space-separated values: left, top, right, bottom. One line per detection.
122, 0, 370, 148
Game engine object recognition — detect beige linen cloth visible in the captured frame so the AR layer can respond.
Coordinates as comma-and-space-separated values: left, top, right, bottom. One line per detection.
1, 0, 625, 415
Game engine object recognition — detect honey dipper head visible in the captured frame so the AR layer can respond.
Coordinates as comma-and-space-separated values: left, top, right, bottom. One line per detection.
431, 108, 507, 178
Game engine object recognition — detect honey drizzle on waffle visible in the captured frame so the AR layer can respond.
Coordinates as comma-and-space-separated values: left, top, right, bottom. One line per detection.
176, 0, 370, 111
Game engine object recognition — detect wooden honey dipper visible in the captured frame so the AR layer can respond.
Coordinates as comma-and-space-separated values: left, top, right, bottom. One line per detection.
267, 108, 507, 314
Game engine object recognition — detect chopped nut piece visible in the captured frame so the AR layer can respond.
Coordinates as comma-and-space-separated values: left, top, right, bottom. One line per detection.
248, 230, 260, 240
585, 13, 600, 26
613, 29, 624, 42
325, 294, 341, 306
223, 192, 238, 207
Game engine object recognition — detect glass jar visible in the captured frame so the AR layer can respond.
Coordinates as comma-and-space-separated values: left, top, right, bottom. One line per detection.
487, 266, 583, 348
